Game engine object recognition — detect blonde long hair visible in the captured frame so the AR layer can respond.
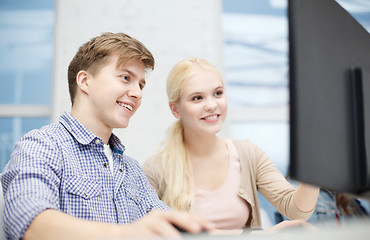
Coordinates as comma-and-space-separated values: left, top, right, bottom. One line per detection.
157, 58, 223, 211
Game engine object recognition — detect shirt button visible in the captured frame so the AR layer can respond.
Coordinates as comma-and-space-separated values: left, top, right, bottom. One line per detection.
103, 163, 108, 168
119, 169, 123, 172
112, 196, 116, 201
239, 189, 245, 195
95, 139, 100, 144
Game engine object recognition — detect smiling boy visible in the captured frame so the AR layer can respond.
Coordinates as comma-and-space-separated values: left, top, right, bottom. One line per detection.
0, 32, 211, 240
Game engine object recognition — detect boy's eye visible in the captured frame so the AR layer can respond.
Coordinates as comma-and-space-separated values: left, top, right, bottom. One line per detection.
122, 75, 129, 81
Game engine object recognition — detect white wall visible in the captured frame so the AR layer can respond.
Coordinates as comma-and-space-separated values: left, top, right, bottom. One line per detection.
53, 0, 224, 164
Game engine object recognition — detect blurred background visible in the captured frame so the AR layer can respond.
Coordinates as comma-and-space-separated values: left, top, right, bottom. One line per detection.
1, 0, 370, 226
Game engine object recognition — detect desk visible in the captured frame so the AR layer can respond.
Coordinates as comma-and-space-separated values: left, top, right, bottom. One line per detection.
93, 219, 370, 239
182, 219, 370, 240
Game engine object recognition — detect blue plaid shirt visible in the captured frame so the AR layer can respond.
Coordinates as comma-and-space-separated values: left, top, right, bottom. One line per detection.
1, 112, 169, 240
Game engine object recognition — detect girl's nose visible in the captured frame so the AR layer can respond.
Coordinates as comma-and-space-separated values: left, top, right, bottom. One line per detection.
204, 99, 217, 111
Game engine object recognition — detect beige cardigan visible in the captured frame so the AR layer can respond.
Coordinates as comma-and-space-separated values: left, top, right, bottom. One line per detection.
142, 139, 314, 228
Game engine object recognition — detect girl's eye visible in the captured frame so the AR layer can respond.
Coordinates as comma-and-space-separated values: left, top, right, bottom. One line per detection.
122, 75, 129, 81
215, 90, 223, 96
192, 96, 202, 101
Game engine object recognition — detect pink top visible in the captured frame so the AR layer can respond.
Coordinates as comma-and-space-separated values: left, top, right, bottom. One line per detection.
193, 139, 250, 230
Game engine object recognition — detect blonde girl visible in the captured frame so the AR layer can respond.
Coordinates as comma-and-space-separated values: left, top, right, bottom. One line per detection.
143, 58, 319, 232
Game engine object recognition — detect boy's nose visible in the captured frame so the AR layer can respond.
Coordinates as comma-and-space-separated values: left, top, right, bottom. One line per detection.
128, 84, 142, 99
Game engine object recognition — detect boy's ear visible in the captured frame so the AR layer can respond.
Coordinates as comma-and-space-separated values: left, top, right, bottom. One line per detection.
76, 70, 89, 94
169, 102, 181, 119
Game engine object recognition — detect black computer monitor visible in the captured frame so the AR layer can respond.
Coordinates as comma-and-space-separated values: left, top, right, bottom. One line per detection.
288, 0, 370, 198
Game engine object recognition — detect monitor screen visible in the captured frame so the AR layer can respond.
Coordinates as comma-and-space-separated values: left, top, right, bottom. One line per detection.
288, 0, 370, 197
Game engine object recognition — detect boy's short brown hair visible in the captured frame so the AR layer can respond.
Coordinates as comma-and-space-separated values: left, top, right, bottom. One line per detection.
67, 32, 155, 105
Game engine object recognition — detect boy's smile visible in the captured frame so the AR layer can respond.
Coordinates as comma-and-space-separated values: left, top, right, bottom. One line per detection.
73, 55, 146, 143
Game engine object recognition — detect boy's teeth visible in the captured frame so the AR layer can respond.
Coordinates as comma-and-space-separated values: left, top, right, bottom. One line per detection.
118, 102, 133, 111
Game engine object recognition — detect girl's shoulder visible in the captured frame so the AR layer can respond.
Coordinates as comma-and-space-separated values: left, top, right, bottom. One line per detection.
229, 139, 267, 164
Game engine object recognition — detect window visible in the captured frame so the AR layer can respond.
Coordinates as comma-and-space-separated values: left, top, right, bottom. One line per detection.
0, 0, 55, 170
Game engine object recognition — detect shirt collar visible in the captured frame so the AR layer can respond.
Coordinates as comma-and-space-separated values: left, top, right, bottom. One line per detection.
109, 133, 125, 154
59, 112, 125, 154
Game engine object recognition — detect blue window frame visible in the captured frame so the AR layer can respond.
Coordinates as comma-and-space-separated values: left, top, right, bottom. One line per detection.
0, 0, 55, 171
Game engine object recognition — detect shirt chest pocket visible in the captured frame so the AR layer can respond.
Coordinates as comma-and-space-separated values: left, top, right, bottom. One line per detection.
124, 182, 144, 205
64, 176, 103, 219
122, 180, 150, 218
65, 176, 102, 199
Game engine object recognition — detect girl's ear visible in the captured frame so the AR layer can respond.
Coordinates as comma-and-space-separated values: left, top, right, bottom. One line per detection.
76, 70, 89, 94
169, 102, 181, 119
